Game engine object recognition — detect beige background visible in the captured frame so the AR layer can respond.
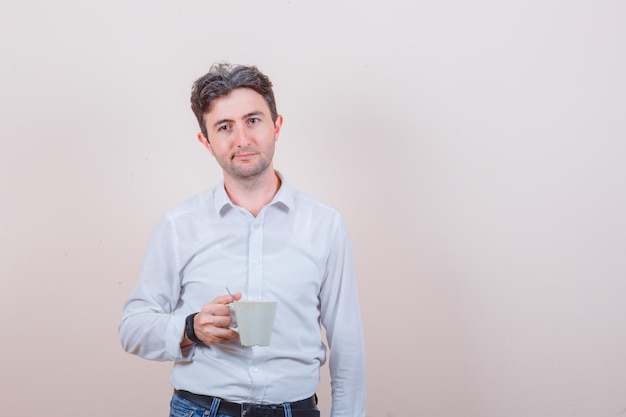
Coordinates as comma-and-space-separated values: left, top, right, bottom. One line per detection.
1, 1, 625, 416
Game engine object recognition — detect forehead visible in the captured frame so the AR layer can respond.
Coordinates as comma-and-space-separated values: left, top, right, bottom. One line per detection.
205, 88, 270, 120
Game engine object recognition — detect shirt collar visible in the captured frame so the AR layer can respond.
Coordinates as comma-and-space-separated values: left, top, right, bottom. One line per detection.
213, 171, 295, 215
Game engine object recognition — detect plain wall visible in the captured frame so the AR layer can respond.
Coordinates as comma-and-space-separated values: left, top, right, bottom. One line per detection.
1, 1, 625, 416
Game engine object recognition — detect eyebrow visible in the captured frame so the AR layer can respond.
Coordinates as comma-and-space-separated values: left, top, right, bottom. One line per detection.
212, 111, 265, 130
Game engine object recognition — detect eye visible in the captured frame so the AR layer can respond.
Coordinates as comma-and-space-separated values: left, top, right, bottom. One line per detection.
218, 124, 230, 132
248, 117, 260, 125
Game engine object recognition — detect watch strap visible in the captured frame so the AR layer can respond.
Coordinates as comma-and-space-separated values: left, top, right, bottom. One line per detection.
185, 312, 203, 344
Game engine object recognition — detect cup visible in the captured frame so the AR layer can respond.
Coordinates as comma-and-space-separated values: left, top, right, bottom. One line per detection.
229, 300, 277, 346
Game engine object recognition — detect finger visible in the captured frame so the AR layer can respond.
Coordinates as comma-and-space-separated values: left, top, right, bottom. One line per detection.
213, 327, 238, 340
212, 292, 243, 304
199, 326, 238, 344
196, 309, 231, 326
212, 293, 236, 305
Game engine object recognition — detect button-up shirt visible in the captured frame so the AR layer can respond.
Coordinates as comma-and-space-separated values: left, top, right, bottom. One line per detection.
119, 176, 366, 416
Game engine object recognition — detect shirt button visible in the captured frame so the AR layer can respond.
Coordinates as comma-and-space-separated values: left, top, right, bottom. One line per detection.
252, 367, 259, 372
252, 260, 259, 266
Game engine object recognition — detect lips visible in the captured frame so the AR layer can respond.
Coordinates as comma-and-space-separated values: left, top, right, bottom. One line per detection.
233, 152, 255, 160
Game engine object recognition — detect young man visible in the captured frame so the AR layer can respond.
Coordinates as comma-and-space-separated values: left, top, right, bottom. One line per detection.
119, 63, 366, 417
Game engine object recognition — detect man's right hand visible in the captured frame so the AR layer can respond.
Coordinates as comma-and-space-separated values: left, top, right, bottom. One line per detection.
181, 292, 242, 347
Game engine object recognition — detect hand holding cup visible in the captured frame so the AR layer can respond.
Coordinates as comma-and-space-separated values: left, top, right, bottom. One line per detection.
191, 292, 242, 345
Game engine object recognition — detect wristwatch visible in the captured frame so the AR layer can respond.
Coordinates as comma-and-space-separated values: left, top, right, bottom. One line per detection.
185, 313, 204, 344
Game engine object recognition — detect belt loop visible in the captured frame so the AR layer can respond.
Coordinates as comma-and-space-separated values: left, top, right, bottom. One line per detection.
208, 397, 221, 417
282, 402, 292, 417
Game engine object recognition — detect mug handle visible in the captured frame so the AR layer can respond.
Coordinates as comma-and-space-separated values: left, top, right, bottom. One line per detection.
226, 303, 238, 332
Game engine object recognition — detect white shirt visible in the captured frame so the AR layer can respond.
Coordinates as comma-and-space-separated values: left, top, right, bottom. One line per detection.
119, 176, 366, 416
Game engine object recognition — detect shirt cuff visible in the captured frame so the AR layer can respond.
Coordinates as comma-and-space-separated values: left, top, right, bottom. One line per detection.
166, 314, 195, 362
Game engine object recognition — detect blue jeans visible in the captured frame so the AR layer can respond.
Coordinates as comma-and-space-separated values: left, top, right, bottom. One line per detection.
169, 392, 298, 417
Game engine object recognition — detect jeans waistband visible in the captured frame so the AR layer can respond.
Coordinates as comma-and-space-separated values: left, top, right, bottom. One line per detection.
174, 390, 318, 417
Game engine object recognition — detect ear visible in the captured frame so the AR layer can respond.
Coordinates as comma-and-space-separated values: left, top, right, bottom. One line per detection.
273, 115, 283, 142
197, 132, 214, 156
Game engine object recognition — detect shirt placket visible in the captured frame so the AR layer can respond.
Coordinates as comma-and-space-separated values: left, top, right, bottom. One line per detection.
247, 212, 264, 300
247, 211, 266, 399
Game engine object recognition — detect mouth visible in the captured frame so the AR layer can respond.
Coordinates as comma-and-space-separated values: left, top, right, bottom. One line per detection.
233, 152, 255, 160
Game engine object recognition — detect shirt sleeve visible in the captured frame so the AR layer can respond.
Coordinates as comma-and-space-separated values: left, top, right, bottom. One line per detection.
118, 214, 194, 362
319, 215, 367, 417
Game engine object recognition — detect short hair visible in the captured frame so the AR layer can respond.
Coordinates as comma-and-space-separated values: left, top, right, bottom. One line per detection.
190, 63, 278, 138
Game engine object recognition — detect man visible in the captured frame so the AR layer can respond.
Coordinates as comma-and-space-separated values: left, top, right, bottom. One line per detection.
119, 63, 366, 417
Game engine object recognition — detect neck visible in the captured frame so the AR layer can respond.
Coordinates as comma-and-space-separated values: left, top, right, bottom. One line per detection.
223, 169, 281, 217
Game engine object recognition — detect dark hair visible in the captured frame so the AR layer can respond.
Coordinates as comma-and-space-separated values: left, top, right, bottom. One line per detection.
190, 62, 278, 138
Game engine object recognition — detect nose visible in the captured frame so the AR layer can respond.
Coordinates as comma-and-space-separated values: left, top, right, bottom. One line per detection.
234, 124, 251, 147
